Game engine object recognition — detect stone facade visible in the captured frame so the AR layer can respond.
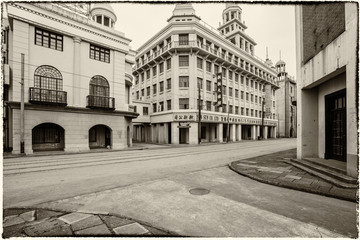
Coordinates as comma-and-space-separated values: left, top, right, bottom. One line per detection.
132, 4, 279, 145
3, 3, 138, 154
295, 3, 358, 177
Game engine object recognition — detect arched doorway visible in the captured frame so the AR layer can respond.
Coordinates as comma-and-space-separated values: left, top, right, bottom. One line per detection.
32, 123, 64, 151
89, 125, 112, 149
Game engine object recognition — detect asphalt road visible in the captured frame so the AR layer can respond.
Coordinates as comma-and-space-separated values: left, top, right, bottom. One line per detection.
3, 138, 358, 237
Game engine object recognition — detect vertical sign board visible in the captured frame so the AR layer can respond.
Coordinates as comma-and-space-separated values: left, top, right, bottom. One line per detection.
216, 72, 223, 106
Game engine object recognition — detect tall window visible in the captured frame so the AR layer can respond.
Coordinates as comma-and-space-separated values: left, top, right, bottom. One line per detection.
197, 57, 203, 69
206, 61, 211, 72
146, 70, 150, 79
90, 44, 110, 63
153, 84, 157, 94
89, 75, 109, 96
35, 28, 63, 51
197, 78, 203, 89
143, 107, 148, 115
34, 65, 63, 90
222, 85, 226, 95
153, 103, 157, 113
179, 34, 189, 45
235, 89, 239, 98
159, 81, 164, 92
167, 100, 172, 110
179, 76, 189, 88
167, 78, 171, 89
159, 62, 164, 73
159, 101, 164, 111
146, 86, 150, 96
179, 98, 189, 109
152, 66, 157, 76
206, 80, 211, 91
241, 91, 244, 100
179, 55, 189, 67
166, 58, 171, 69
141, 89, 144, 96
229, 87, 233, 97
206, 101, 211, 111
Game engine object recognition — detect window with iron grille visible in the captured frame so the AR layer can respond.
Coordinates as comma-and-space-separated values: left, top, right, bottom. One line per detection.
143, 107, 148, 115
167, 100, 171, 110
159, 62, 164, 73
166, 58, 171, 69
167, 78, 171, 89
35, 28, 63, 51
146, 86, 150, 96
34, 65, 63, 90
179, 76, 189, 88
159, 81, 164, 92
179, 34, 189, 45
90, 44, 110, 63
206, 61, 211, 72
153, 84, 157, 94
179, 55, 189, 67
197, 57, 203, 69
179, 98, 189, 109
89, 75, 109, 96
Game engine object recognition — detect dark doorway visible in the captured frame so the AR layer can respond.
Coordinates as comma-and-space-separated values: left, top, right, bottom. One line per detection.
179, 128, 188, 144
127, 126, 130, 147
89, 125, 112, 149
168, 123, 172, 144
32, 123, 64, 151
325, 89, 346, 161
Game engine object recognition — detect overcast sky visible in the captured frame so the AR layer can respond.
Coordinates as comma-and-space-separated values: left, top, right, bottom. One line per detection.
113, 2, 296, 77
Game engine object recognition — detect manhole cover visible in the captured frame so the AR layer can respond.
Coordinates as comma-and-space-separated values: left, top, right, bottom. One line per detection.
189, 188, 210, 195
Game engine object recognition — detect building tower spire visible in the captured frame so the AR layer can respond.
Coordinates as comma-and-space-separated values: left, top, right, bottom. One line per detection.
167, 3, 200, 22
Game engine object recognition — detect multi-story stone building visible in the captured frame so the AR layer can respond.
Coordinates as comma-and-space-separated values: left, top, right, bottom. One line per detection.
132, 4, 279, 145
275, 59, 297, 138
2, 2, 138, 154
295, 3, 358, 177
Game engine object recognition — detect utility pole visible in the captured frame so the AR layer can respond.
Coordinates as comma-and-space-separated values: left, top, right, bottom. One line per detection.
261, 99, 265, 139
198, 80, 201, 144
227, 100, 230, 143
20, 53, 25, 153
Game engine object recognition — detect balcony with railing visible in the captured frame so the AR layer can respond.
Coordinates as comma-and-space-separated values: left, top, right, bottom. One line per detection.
29, 87, 67, 106
86, 95, 115, 110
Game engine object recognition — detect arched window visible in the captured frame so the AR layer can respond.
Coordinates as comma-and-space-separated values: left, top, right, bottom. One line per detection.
89, 75, 109, 97
34, 65, 63, 90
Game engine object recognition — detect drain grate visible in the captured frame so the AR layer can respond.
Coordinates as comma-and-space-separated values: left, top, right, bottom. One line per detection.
189, 188, 210, 196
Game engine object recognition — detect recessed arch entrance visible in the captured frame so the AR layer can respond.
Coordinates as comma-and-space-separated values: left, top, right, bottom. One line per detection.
32, 123, 64, 151
89, 124, 112, 149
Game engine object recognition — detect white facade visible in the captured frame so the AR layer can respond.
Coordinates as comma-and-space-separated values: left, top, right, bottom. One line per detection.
132, 4, 279, 145
3, 3, 138, 154
295, 3, 358, 177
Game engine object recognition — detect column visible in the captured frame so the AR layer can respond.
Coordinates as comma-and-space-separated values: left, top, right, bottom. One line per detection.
257, 125, 260, 139
73, 37, 81, 107
273, 126, 277, 139
236, 124, 242, 141
218, 123, 223, 143
189, 122, 198, 144
264, 126, 268, 139
230, 124, 236, 142
171, 122, 179, 144
251, 125, 257, 140
210, 125, 216, 142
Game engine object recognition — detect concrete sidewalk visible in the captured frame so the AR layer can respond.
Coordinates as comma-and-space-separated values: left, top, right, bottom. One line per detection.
3, 208, 177, 238
229, 149, 358, 202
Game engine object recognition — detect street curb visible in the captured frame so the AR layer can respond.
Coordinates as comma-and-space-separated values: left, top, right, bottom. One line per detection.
228, 163, 357, 203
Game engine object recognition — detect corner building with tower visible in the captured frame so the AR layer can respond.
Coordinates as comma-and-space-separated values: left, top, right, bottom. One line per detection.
2, 3, 138, 154
132, 4, 279, 145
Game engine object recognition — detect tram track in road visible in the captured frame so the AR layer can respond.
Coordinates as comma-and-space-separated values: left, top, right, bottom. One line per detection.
4, 140, 292, 176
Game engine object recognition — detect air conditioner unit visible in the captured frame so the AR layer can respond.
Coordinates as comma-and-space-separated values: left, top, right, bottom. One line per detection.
4, 64, 10, 85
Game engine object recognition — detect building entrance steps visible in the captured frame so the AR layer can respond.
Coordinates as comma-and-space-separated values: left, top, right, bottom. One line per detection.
287, 158, 357, 188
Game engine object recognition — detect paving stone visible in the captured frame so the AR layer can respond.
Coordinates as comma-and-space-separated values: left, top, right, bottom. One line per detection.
3, 208, 31, 217
284, 174, 302, 180
3, 215, 25, 227
71, 215, 103, 231
100, 215, 135, 229
36, 209, 65, 220
19, 210, 35, 222
24, 218, 72, 237
75, 224, 112, 236
2, 221, 27, 238
113, 222, 149, 235
143, 225, 171, 236
58, 212, 91, 224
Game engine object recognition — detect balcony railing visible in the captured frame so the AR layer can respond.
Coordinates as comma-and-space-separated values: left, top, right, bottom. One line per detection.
29, 87, 67, 105
86, 95, 115, 109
